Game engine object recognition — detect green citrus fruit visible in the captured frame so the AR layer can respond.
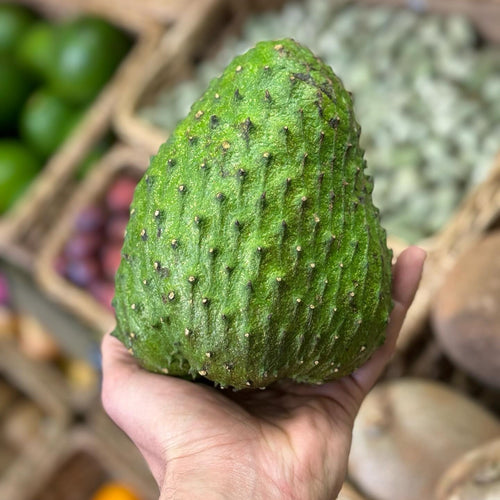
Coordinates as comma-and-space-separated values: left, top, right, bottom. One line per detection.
20, 89, 82, 159
50, 17, 131, 104
16, 21, 56, 80
0, 56, 35, 134
0, 139, 42, 214
0, 3, 37, 54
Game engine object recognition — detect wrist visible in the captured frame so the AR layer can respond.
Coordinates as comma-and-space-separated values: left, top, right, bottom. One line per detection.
159, 460, 259, 500
159, 473, 231, 500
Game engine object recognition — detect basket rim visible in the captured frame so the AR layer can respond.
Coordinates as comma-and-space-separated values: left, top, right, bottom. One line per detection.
34, 144, 149, 335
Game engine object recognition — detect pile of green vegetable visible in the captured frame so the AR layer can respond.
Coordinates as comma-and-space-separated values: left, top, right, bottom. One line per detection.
140, 0, 500, 243
0, 3, 130, 215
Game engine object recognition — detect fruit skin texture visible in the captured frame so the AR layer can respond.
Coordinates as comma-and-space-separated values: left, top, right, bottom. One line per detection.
112, 39, 392, 389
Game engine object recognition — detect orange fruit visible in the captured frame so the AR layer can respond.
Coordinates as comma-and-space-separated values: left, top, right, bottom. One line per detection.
91, 482, 142, 500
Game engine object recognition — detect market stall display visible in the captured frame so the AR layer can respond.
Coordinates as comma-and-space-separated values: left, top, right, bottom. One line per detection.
0, 0, 499, 499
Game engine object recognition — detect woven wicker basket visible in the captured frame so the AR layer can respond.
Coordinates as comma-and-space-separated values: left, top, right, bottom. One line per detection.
35, 145, 149, 334
0, 427, 157, 500
0, 342, 69, 500
0, 0, 162, 273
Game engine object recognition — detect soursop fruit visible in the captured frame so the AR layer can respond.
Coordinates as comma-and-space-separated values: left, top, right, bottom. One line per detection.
112, 39, 393, 390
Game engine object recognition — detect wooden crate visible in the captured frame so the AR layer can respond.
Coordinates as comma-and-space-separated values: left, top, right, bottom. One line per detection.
0, 0, 163, 273
0, 427, 157, 500
35, 145, 149, 334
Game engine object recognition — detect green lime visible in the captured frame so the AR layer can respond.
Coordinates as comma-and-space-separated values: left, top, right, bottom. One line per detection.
20, 89, 82, 159
0, 57, 35, 134
0, 139, 42, 214
0, 3, 37, 54
50, 16, 131, 104
16, 21, 56, 80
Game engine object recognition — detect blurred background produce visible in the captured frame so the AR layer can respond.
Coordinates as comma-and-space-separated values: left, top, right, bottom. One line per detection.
431, 230, 500, 390
348, 379, 500, 500
140, 0, 500, 243
0, 2, 130, 216
434, 438, 500, 500
58, 172, 141, 311
0, 0, 499, 499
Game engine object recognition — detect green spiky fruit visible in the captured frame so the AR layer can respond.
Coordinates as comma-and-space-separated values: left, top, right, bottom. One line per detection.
112, 39, 393, 390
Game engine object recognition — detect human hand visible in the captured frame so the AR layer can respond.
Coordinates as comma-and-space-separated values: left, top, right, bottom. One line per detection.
101, 246, 426, 500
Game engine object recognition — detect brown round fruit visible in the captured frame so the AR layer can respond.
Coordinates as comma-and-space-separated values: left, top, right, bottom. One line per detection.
348, 378, 500, 500
435, 438, 500, 500
431, 230, 500, 389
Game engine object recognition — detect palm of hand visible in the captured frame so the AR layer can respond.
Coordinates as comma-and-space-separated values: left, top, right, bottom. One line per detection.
102, 246, 425, 500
